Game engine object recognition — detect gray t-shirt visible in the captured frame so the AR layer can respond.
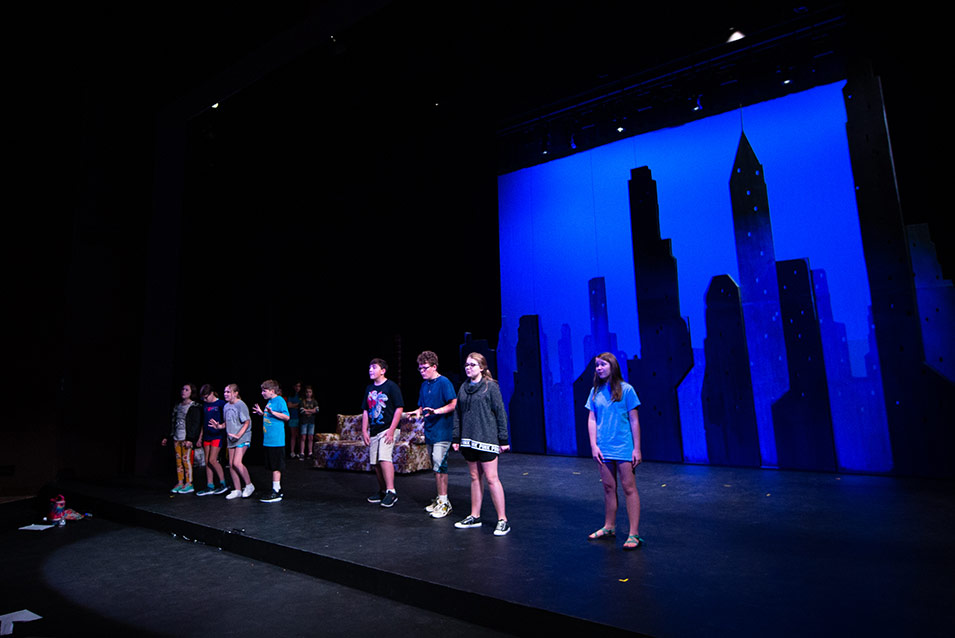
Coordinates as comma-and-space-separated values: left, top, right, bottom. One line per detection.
224, 400, 251, 447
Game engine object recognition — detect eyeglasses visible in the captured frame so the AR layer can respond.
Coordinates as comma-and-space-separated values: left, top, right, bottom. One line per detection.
417, 365, 433, 371
464, 363, 479, 368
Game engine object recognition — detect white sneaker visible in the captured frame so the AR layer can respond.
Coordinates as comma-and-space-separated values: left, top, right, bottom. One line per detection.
424, 497, 439, 513
225, 489, 241, 500
241, 483, 255, 498
430, 500, 452, 519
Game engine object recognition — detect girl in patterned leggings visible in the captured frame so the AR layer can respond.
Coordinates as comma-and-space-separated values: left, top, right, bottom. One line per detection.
162, 383, 202, 494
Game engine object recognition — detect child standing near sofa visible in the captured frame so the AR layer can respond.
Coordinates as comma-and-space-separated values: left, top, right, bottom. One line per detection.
361, 358, 404, 508
298, 384, 319, 459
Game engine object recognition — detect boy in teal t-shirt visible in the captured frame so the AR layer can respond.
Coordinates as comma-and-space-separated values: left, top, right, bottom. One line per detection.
253, 379, 289, 502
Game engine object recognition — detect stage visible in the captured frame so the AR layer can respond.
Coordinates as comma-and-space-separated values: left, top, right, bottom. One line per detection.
12, 453, 954, 637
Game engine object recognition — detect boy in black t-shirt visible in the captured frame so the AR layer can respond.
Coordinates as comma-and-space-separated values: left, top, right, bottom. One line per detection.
361, 358, 404, 508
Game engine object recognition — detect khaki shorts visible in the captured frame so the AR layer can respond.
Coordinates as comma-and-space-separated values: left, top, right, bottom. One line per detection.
369, 430, 395, 465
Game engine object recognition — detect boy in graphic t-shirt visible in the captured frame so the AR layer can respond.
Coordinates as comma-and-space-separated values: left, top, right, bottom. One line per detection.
361, 358, 404, 508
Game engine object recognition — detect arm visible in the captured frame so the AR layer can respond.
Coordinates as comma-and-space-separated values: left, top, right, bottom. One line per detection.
451, 390, 462, 451
425, 397, 457, 417
490, 383, 510, 452
384, 407, 404, 444
588, 411, 603, 462
266, 403, 290, 422
629, 408, 642, 466
230, 419, 251, 440
361, 410, 370, 445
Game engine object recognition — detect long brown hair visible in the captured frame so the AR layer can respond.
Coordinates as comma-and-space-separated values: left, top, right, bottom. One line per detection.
592, 352, 624, 402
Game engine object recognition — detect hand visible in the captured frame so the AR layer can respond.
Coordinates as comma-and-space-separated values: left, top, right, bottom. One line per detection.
161, 438, 168, 447
452, 443, 459, 452
592, 445, 604, 463
362, 431, 370, 445
500, 445, 510, 453
384, 430, 395, 444
422, 407, 435, 416
632, 450, 642, 466
185, 441, 193, 449
253, 404, 264, 416
228, 433, 238, 440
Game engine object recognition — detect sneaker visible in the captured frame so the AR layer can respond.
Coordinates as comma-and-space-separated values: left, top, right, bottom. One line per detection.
241, 484, 255, 498
424, 497, 439, 513
179, 484, 194, 494
380, 491, 398, 508
225, 489, 241, 500
260, 490, 283, 503
454, 515, 482, 529
170, 484, 184, 494
213, 485, 229, 495
493, 519, 511, 536
196, 486, 216, 496
367, 491, 385, 504
430, 500, 452, 519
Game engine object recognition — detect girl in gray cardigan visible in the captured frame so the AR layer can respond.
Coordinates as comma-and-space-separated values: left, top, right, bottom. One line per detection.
452, 352, 511, 536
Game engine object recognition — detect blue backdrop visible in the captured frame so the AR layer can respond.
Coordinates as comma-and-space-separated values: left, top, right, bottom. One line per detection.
497, 81, 898, 472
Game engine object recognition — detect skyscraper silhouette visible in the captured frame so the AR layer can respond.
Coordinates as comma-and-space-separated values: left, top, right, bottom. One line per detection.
627, 166, 694, 462
730, 132, 788, 467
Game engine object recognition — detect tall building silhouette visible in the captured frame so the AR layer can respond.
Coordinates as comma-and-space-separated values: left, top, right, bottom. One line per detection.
907, 223, 954, 383
546, 323, 577, 455
730, 132, 788, 467
506, 317, 547, 454
702, 274, 759, 467
844, 69, 954, 477
814, 269, 891, 472
573, 277, 627, 457
626, 166, 694, 462
772, 259, 836, 471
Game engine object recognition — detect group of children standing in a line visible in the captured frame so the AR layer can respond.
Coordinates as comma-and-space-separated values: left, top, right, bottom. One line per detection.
163, 349, 643, 548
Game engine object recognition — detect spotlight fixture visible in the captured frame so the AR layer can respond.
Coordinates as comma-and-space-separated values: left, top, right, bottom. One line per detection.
211, 103, 219, 109
727, 28, 745, 43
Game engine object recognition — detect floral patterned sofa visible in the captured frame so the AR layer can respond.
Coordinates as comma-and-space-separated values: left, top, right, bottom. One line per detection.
311, 414, 432, 473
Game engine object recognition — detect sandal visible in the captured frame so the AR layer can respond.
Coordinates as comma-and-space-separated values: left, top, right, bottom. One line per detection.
623, 534, 644, 550
588, 527, 615, 540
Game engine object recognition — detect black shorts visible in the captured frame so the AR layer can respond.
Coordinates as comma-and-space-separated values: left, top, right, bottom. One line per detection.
264, 446, 286, 473
460, 446, 498, 463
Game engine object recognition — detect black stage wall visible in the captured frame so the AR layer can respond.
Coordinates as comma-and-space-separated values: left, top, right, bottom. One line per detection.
5, 2, 951, 493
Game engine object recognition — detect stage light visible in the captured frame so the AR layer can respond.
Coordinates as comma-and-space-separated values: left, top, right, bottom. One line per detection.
211, 103, 219, 109
727, 29, 745, 43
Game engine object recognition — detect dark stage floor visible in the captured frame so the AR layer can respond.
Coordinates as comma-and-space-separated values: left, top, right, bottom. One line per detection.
10, 453, 954, 637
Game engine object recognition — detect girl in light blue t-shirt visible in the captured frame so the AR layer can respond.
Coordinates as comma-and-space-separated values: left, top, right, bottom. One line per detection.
585, 352, 644, 550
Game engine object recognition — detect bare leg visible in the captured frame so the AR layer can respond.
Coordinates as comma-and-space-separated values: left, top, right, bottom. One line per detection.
467, 461, 485, 518
597, 460, 619, 530
482, 457, 506, 521
229, 447, 251, 488
379, 460, 395, 491
206, 446, 225, 484
616, 461, 641, 536
435, 471, 449, 498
